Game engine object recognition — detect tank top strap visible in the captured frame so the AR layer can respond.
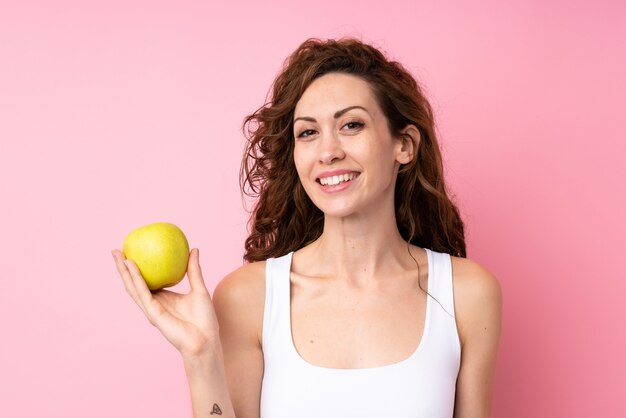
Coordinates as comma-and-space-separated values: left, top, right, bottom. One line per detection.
425, 249, 461, 352
425, 249, 455, 317
262, 252, 293, 351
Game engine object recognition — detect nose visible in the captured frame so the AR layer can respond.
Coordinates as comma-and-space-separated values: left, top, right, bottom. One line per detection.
318, 131, 345, 164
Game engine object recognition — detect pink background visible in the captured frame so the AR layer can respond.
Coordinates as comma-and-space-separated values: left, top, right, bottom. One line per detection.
1, 1, 625, 416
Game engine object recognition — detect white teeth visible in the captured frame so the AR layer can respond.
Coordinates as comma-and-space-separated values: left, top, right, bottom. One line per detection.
320, 173, 356, 186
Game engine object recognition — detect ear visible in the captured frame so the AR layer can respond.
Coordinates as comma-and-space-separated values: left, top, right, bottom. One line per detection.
395, 124, 420, 164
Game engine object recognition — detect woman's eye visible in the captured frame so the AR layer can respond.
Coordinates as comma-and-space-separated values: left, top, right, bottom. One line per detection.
297, 129, 316, 138
343, 121, 364, 130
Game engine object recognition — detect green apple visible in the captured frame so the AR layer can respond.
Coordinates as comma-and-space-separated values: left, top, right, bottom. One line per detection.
122, 222, 190, 290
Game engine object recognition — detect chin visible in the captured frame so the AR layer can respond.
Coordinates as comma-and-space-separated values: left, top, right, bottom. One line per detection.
316, 204, 361, 219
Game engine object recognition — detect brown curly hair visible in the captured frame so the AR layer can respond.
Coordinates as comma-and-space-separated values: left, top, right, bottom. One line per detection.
240, 38, 466, 262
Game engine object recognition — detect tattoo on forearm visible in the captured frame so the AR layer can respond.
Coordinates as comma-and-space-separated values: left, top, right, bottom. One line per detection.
210, 403, 222, 415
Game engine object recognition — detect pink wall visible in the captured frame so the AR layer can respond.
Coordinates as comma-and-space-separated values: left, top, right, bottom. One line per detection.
1, 1, 624, 416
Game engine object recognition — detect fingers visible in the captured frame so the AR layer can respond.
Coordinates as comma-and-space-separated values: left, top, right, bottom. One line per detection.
112, 250, 141, 306
122, 257, 162, 322
187, 248, 209, 294
112, 249, 154, 318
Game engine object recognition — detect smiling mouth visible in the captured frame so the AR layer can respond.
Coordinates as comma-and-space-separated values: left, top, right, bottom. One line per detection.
317, 172, 359, 186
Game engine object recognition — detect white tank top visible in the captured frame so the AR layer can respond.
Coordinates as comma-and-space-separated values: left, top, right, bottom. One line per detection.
260, 248, 461, 418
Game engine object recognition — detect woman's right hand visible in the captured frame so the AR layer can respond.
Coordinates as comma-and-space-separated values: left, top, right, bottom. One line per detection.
112, 248, 221, 359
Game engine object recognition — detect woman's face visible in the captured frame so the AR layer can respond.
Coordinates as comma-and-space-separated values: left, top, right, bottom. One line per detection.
293, 72, 412, 218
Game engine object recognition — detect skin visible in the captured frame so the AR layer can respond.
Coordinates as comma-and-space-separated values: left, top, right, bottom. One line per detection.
112, 72, 502, 418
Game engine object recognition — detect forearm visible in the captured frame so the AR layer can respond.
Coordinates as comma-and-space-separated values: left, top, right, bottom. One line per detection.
183, 341, 236, 418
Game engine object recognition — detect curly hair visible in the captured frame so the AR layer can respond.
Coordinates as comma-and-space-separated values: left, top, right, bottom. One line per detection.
240, 38, 466, 262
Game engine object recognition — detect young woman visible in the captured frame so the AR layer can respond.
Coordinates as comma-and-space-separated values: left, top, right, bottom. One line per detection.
112, 38, 502, 418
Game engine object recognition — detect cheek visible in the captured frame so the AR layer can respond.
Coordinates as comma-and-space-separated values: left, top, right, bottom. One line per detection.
366, 144, 400, 182
293, 149, 304, 175
293, 148, 311, 183
292, 155, 318, 201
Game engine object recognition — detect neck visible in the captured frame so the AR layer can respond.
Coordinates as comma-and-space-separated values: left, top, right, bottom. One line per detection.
303, 209, 416, 286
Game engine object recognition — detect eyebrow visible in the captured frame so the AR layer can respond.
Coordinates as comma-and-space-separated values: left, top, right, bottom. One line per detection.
293, 105, 369, 124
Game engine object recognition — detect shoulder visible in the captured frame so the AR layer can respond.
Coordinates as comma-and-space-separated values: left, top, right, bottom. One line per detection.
450, 256, 503, 348
212, 260, 267, 345
214, 260, 267, 300
450, 256, 501, 302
